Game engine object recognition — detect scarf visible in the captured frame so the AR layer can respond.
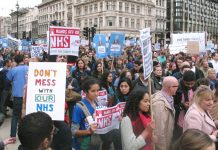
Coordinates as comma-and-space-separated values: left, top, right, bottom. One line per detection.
131, 112, 153, 150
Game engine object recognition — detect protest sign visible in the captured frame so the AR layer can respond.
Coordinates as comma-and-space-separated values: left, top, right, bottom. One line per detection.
26, 62, 67, 120
95, 102, 126, 134
31, 46, 43, 58
109, 32, 125, 56
140, 28, 153, 80
94, 34, 107, 59
187, 41, 200, 55
49, 26, 80, 56
171, 33, 205, 52
169, 44, 187, 55
81, 90, 108, 106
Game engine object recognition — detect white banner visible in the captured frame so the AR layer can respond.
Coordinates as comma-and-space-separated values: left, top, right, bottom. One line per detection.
171, 33, 205, 52
169, 44, 187, 55
49, 26, 80, 56
95, 102, 126, 134
26, 62, 67, 120
140, 28, 153, 80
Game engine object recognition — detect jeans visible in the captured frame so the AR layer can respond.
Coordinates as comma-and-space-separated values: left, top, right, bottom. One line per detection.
0, 90, 10, 114
10, 97, 23, 137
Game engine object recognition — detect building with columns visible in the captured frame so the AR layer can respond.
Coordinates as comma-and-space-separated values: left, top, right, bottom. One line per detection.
71, 0, 158, 42
0, 17, 11, 38
37, 0, 68, 38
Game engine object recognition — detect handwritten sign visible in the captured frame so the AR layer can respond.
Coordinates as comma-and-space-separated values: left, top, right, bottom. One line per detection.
26, 62, 67, 120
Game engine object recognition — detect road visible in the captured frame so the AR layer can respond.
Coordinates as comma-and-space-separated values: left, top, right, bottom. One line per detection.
0, 109, 20, 150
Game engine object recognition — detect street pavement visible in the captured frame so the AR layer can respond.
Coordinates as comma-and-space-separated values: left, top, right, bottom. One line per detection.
0, 109, 20, 150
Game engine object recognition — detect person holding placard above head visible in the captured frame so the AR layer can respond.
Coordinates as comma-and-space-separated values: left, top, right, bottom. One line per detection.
121, 89, 156, 150
72, 77, 100, 150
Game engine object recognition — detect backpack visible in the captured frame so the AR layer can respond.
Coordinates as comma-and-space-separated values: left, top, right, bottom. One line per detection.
0, 68, 5, 92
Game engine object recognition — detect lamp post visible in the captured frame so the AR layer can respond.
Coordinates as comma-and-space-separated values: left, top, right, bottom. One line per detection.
16, 1, 19, 39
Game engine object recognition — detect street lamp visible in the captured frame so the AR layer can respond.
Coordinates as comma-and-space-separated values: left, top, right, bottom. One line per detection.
16, 1, 19, 39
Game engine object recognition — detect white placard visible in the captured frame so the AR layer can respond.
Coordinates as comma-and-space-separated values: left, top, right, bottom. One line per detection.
26, 62, 67, 120
140, 28, 153, 80
95, 102, 126, 134
171, 32, 205, 52
81, 90, 108, 106
169, 44, 187, 54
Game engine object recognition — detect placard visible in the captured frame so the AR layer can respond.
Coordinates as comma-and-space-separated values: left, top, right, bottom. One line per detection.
95, 102, 126, 134
187, 41, 200, 55
49, 26, 80, 56
26, 62, 67, 120
81, 90, 108, 106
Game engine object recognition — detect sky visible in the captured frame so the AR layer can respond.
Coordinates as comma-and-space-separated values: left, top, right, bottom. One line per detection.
0, 0, 42, 17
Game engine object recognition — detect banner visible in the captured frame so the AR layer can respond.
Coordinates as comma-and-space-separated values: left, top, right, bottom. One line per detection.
95, 102, 126, 134
26, 62, 67, 120
81, 90, 108, 106
140, 28, 153, 80
169, 44, 187, 55
109, 32, 125, 56
171, 33, 205, 52
31, 46, 43, 58
93, 34, 107, 59
49, 26, 80, 56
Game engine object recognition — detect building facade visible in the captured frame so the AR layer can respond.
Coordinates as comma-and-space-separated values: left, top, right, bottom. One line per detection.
167, 0, 218, 43
71, 0, 157, 42
0, 17, 11, 38
38, 0, 68, 38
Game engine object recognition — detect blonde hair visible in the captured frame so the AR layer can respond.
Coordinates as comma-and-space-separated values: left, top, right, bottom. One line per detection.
193, 85, 214, 105
172, 129, 214, 150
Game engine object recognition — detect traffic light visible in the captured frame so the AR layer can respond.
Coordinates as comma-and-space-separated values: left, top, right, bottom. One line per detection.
91, 27, 96, 40
83, 27, 89, 38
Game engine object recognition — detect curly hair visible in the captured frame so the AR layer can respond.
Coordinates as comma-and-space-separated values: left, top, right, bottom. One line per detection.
123, 89, 150, 120
101, 71, 114, 92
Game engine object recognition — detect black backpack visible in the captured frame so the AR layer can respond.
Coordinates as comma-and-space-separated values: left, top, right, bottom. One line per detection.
0, 68, 5, 92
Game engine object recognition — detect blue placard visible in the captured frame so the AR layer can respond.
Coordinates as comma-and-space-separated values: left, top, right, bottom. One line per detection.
109, 32, 125, 56
93, 34, 107, 59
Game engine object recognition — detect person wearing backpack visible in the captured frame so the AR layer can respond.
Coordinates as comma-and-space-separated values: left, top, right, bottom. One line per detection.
71, 77, 100, 150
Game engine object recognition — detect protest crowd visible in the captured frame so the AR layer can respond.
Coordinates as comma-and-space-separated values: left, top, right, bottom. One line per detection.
1, 33, 218, 150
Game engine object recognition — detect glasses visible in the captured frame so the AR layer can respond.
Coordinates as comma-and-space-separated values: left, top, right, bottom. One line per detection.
58, 56, 67, 59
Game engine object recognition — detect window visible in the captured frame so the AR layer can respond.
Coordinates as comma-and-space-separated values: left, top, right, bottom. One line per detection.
89, 5, 93, 13
145, 20, 147, 27
94, 4, 98, 12
106, 1, 109, 10
119, 2, 123, 11
131, 19, 135, 28
136, 19, 140, 28
119, 17, 122, 27
112, 1, 116, 10
100, 2, 103, 11
76, 20, 81, 27
125, 18, 129, 27
84, 6, 88, 14
131, 5, 135, 13
99, 17, 103, 26
137, 6, 140, 14
94, 18, 98, 25
106, 16, 116, 26
125, 3, 129, 12
89, 19, 92, 26
84, 19, 88, 27
148, 20, 151, 27
148, 7, 151, 15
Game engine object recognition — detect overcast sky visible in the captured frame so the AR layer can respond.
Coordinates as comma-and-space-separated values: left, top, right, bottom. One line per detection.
0, 0, 42, 17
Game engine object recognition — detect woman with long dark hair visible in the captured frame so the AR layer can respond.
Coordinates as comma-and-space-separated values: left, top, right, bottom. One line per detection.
121, 90, 155, 150
72, 58, 91, 91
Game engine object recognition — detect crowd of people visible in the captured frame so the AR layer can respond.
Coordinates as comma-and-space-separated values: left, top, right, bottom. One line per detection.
0, 45, 218, 150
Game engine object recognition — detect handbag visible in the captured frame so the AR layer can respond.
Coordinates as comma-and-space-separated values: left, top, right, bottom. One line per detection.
65, 78, 81, 102
76, 101, 102, 146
